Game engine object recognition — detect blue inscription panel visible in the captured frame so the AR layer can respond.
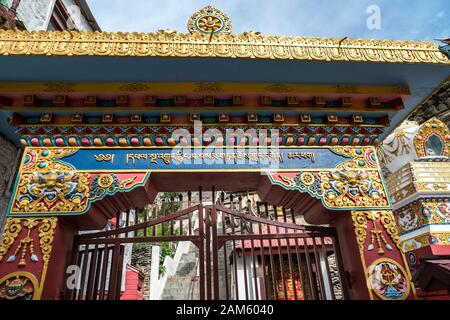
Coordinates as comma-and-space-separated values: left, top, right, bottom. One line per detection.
57, 147, 350, 171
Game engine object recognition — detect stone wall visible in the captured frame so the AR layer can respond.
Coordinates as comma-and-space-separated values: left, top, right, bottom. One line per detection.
0, 134, 19, 233
409, 81, 450, 127
131, 243, 153, 300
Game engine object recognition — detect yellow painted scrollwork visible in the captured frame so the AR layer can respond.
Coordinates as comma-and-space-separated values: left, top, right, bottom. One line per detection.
377, 129, 413, 167
351, 211, 368, 251
330, 146, 379, 170
0, 218, 58, 266
351, 211, 415, 300
379, 210, 402, 250
435, 233, 450, 245
0, 218, 58, 300
414, 118, 450, 158
0, 219, 22, 262
38, 218, 58, 263
21, 148, 79, 173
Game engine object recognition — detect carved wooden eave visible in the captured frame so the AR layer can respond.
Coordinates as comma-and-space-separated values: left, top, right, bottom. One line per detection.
0, 30, 448, 65
408, 78, 450, 125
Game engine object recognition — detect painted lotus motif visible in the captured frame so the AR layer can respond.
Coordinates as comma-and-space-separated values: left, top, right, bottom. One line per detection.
0, 277, 34, 300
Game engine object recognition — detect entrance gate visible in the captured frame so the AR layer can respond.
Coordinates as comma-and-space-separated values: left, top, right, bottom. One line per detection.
67, 191, 349, 300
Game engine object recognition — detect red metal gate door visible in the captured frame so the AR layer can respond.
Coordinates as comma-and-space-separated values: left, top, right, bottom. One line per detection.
64, 193, 349, 300
65, 202, 204, 300
69, 243, 125, 300
206, 200, 350, 300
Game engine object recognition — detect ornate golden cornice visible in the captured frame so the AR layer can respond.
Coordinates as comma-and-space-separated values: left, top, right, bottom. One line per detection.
0, 30, 448, 65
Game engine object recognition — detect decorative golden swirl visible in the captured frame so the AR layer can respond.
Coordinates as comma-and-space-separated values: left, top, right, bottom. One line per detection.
0, 30, 447, 64
22, 218, 39, 229
0, 217, 57, 264
38, 218, 58, 263
0, 219, 22, 262
21, 148, 79, 173
413, 118, 450, 158
379, 210, 402, 250
330, 146, 379, 170
351, 211, 368, 251
435, 233, 450, 245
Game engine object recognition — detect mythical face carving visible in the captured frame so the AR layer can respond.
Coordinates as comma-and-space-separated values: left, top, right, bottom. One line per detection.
327, 170, 381, 200
320, 170, 389, 208
28, 172, 78, 202
13, 171, 89, 213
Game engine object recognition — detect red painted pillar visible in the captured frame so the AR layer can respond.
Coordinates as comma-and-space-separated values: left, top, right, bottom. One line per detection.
40, 218, 77, 300
331, 210, 416, 300
0, 217, 78, 300
331, 212, 371, 300
0, 217, 57, 299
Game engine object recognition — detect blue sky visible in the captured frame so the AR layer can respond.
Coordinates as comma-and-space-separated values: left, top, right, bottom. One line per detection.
86, 0, 449, 41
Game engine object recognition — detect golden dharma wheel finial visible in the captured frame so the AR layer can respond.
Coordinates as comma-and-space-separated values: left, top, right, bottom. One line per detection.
188, 5, 232, 35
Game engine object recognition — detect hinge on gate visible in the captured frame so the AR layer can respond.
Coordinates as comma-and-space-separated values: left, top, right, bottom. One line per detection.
59, 289, 69, 300
345, 271, 353, 290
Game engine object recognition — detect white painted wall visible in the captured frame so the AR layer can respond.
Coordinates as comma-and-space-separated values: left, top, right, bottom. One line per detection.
61, 0, 93, 31
233, 255, 262, 300
3, 0, 55, 31
3, 0, 94, 31
149, 210, 200, 300
149, 241, 192, 300
319, 252, 333, 300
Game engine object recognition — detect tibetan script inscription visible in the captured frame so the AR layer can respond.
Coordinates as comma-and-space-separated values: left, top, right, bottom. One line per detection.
93, 151, 316, 166
46, 147, 350, 171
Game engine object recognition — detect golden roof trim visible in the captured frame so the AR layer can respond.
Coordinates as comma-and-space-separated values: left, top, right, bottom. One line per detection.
0, 30, 448, 65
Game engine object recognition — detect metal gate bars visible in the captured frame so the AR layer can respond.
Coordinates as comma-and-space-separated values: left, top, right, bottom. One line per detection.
65, 193, 349, 300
